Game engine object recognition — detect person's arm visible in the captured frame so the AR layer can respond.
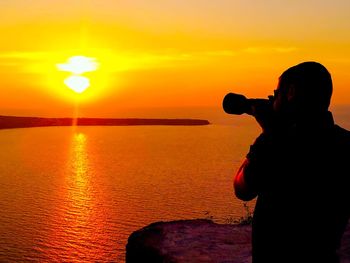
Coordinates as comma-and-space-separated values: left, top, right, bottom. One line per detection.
233, 98, 287, 201
234, 158, 258, 201
234, 133, 273, 201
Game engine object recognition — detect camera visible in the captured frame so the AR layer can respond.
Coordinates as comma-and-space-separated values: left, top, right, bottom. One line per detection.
222, 93, 273, 116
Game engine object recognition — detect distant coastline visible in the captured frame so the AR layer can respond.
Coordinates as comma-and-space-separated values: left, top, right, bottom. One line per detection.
0, 115, 210, 129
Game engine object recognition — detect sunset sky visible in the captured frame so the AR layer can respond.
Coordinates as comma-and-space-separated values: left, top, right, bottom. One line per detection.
1, 0, 350, 117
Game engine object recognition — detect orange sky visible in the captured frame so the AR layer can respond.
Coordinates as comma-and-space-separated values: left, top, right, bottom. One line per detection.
1, 0, 350, 117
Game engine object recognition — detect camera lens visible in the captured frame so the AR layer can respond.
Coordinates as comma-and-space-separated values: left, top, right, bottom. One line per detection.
223, 93, 249, 115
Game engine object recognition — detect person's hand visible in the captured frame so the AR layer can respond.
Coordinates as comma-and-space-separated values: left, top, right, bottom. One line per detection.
250, 99, 278, 134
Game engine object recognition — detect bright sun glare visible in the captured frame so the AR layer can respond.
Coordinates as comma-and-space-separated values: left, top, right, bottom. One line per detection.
64, 76, 90, 94
57, 56, 99, 94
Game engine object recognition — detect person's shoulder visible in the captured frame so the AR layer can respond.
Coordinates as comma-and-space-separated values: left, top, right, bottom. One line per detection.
334, 124, 350, 143
334, 124, 350, 134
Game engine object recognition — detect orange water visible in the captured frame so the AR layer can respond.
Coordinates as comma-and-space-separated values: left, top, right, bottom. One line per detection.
0, 107, 349, 262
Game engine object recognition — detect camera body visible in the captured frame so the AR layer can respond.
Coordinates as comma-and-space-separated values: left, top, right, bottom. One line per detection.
222, 93, 273, 116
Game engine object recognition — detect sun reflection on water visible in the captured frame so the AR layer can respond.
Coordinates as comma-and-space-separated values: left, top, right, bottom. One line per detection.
71, 133, 89, 189
41, 131, 116, 262
68, 132, 91, 234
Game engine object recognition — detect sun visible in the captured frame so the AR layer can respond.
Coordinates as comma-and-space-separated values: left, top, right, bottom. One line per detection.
64, 76, 90, 94
57, 56, 99, 93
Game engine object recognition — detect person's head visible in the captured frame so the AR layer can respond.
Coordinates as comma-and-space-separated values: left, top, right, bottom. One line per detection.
273, 61, 333, 118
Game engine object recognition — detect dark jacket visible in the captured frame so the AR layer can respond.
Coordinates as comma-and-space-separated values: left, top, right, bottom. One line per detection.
237, 112, 350, 263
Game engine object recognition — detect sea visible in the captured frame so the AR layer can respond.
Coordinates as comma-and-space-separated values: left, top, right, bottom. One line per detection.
0, 106, 349, 262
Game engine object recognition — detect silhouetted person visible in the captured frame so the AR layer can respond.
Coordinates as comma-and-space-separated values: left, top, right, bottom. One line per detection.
234, 62, 350, 263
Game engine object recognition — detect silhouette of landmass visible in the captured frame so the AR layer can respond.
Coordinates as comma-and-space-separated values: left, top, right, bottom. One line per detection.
0, 115, 210, 129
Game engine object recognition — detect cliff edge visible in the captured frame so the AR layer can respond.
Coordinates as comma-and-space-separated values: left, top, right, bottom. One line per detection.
126, 219, 350, 263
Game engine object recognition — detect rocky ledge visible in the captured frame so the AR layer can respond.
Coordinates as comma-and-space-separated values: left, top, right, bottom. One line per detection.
126, 219, 350, 263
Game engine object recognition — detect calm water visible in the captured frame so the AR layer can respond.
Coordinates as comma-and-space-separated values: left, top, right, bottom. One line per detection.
0, 123, 260, 262
0, 109, 349, 262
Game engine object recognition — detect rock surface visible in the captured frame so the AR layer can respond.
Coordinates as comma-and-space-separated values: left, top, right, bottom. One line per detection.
126, 219, 350, 263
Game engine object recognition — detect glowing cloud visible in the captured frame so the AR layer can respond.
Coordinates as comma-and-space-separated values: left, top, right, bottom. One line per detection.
57, 56, 99, 74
